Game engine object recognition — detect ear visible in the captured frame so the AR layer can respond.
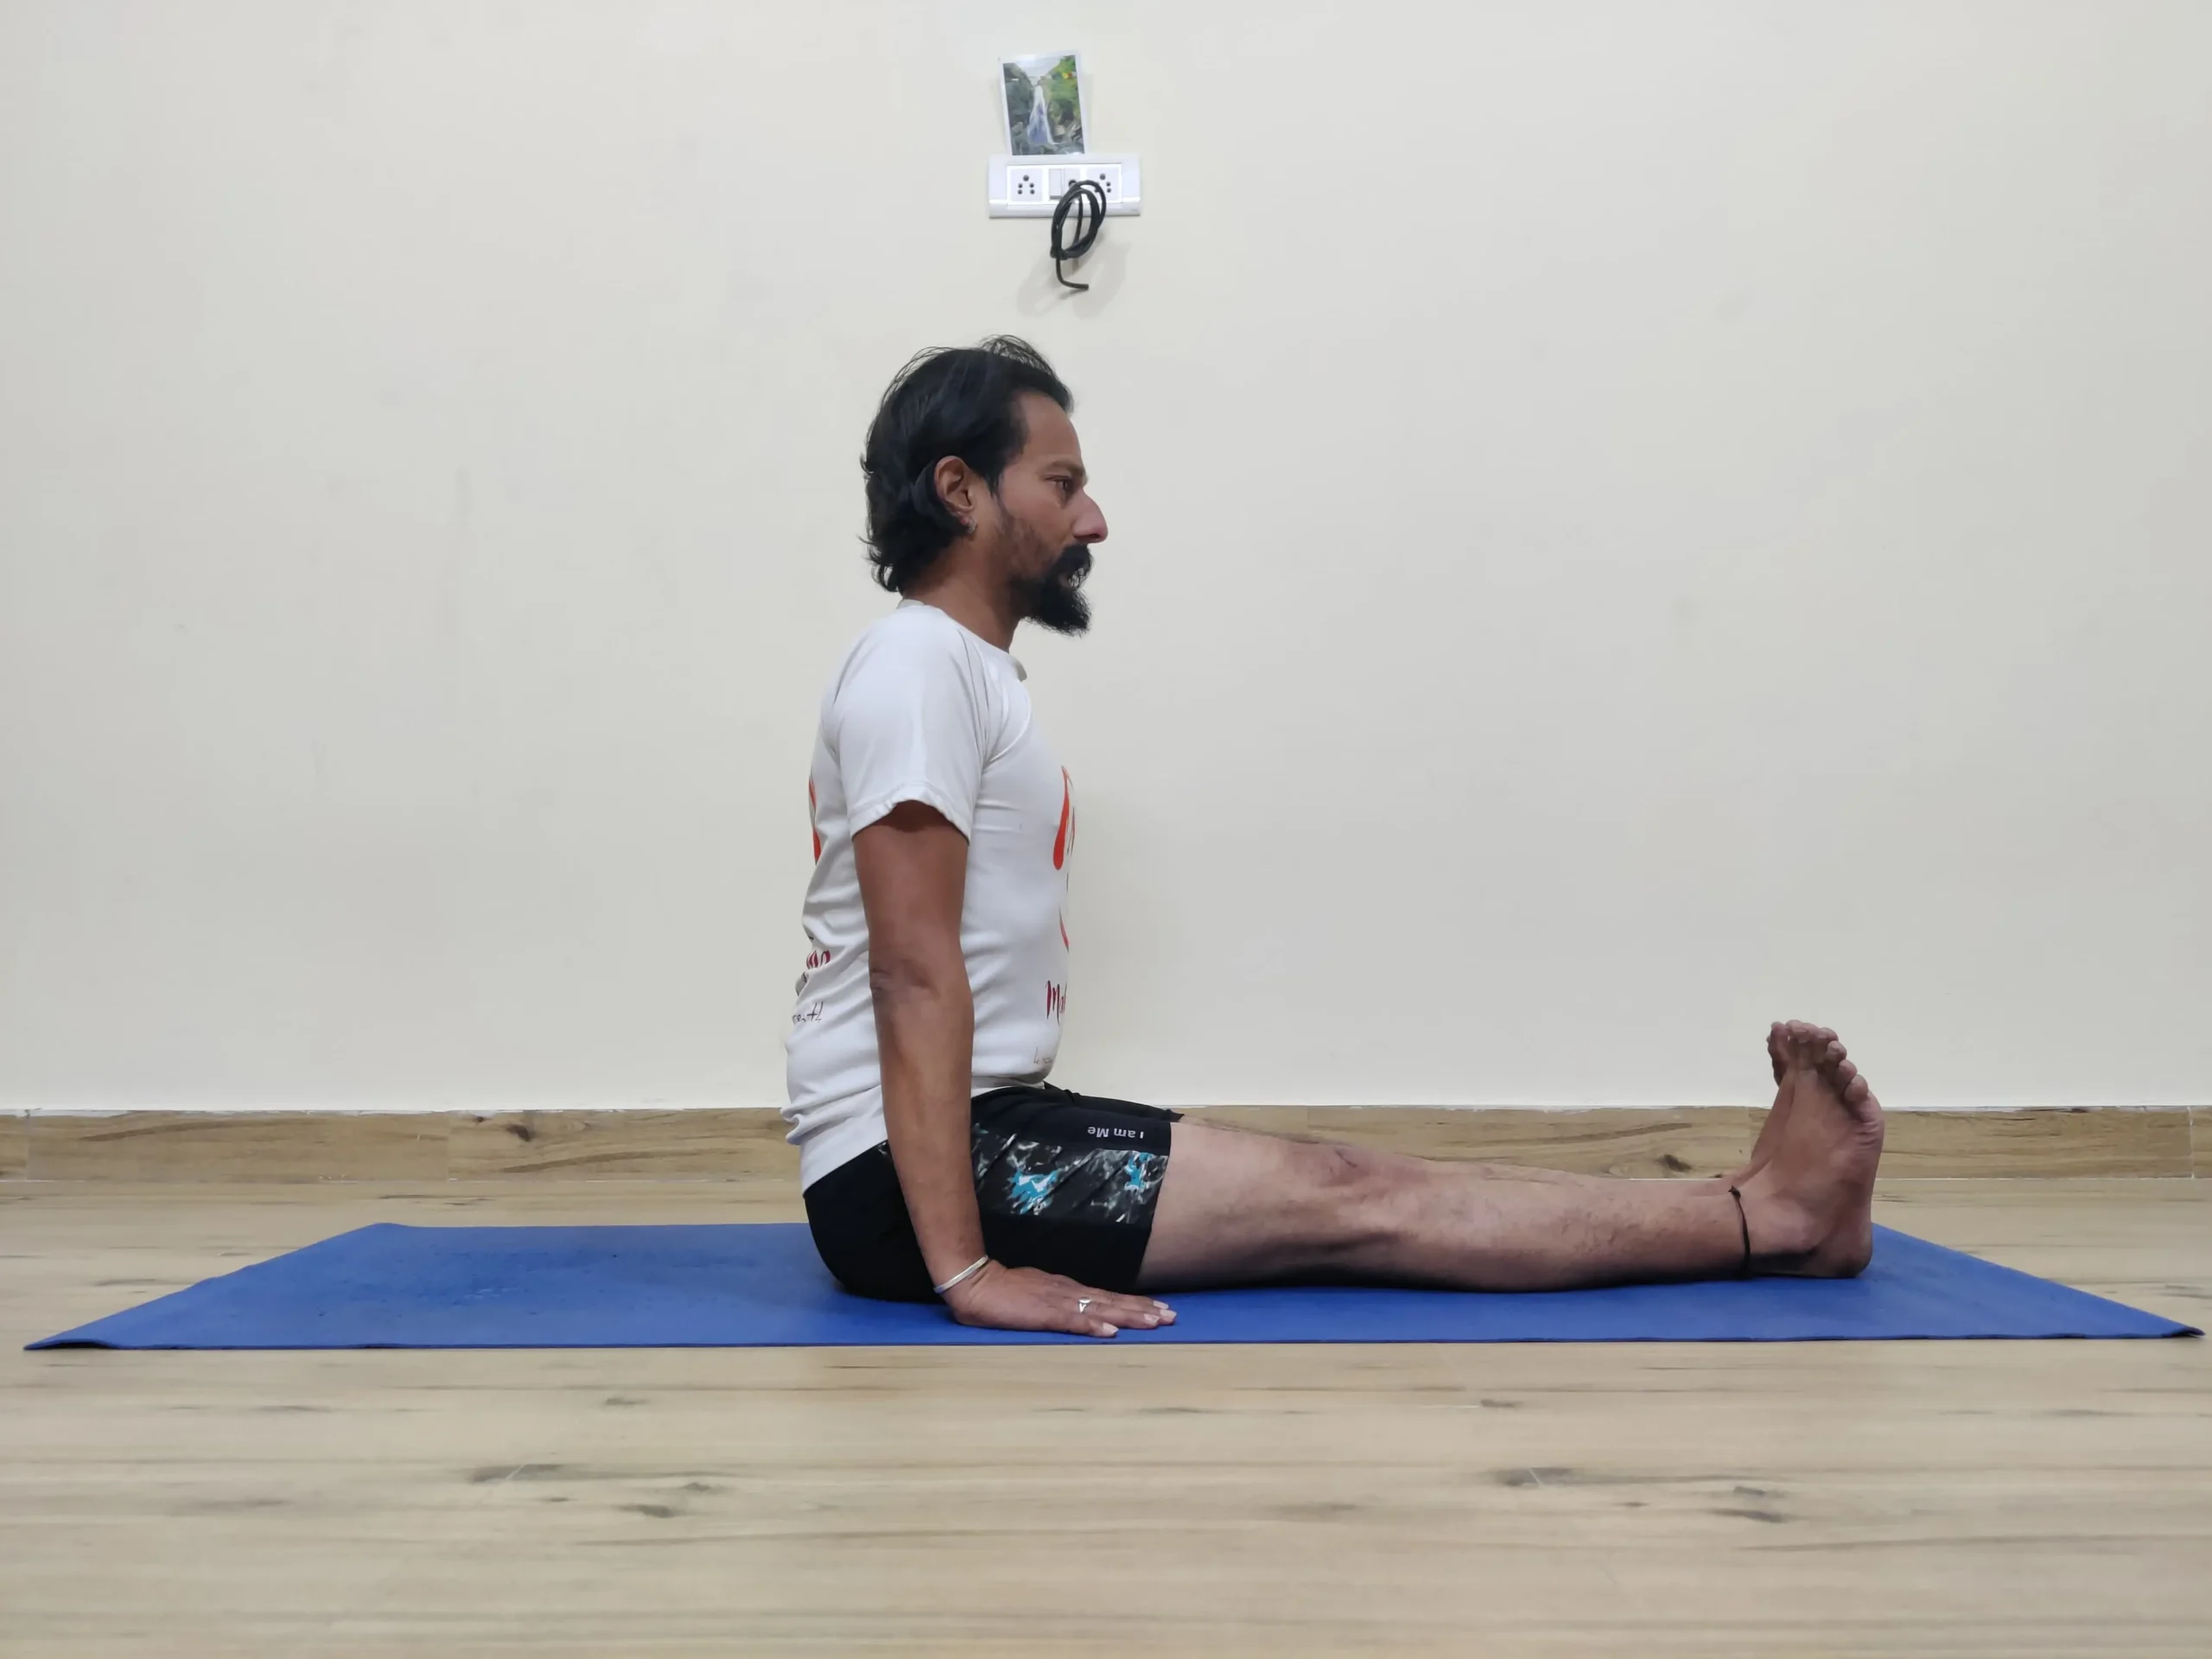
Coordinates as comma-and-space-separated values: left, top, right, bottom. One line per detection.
933, 456, 980, 530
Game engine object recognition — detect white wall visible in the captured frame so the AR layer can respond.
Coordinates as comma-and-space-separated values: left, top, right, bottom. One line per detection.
3, 2, 2206, 1113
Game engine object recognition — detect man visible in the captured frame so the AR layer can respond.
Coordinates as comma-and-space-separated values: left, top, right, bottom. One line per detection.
787, 337, 1885, 1337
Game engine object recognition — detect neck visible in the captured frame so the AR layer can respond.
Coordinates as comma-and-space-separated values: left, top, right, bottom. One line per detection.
903, 563, 1018, 652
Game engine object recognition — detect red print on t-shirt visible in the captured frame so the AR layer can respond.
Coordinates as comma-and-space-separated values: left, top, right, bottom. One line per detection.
1052, 768, 1073, 869
808, 779, 823, 862
1052, 769, 1073, 950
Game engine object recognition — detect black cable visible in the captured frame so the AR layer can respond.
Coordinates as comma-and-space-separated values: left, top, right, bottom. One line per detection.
1051, 180, 1108, 291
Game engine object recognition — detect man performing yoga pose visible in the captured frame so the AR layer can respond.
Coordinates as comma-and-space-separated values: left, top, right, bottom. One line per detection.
787, 337, 1887, 1337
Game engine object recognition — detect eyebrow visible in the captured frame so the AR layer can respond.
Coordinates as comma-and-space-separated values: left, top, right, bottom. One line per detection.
1041, 456, 1088, 486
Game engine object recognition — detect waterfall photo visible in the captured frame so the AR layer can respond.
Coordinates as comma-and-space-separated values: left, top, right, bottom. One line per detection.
1001, 53, 1085, 156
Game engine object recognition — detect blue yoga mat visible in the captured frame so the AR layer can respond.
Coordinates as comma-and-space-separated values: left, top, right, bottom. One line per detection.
28, 1223, 2196, 1349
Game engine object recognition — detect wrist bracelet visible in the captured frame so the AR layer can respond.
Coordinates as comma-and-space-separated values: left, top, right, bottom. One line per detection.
931, 1255, 991, 1297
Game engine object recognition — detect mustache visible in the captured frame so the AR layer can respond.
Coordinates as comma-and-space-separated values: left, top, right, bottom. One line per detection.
1051, 544, 1093, 586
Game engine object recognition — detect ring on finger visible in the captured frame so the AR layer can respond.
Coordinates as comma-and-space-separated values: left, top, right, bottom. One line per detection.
1077, 1297, 1092, 1315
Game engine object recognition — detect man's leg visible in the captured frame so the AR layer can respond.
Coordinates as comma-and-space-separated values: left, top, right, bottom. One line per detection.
1135, 1022, 1882, 1293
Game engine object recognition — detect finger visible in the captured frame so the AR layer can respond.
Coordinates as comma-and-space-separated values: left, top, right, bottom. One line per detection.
1064, 1294, 1172, 1334
1045, 1272, 1175, 1322
1091, 1291, 1173, 1327
1067, 1282, 1172, 1319
1059, 1295, 1125, 1335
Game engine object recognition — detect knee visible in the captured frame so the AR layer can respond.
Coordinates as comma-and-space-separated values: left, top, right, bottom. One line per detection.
1295, 1141, 1409, 1258
1310, 1141, 1392, 1191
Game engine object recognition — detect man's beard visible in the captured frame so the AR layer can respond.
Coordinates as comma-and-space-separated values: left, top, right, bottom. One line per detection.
1010, 540, 1094, 636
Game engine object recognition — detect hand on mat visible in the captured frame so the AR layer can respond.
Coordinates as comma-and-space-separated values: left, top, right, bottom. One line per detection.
943, 1263, 1174, 1338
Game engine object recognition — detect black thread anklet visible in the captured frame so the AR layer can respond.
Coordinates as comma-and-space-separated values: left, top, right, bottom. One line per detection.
1727, 1185, 1752, 1277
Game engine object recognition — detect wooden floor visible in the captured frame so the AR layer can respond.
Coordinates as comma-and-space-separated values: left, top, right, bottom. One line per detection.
3, 1179, 2208, 1656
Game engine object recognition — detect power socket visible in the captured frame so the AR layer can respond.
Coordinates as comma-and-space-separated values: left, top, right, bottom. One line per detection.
988, 154, 1141, 218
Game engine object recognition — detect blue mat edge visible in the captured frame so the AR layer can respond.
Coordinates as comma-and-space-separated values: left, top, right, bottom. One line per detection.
27, 1221, 2202, 1350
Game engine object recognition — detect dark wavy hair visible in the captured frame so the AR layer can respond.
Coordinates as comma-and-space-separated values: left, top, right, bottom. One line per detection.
861, 336, 1073, 594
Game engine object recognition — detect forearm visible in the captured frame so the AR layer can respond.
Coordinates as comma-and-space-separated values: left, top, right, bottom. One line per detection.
873, 977, 984, 1288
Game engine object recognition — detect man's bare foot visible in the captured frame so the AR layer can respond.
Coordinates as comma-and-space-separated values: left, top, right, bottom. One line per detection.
1736, 1024, 1885, 1277
1726, 1021, 1802, 1185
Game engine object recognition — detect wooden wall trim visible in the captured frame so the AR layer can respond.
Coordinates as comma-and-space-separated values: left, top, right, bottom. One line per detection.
2, 1105, 2200, 1183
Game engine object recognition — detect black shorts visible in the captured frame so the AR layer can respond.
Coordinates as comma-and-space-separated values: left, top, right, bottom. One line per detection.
803, 1084, 1182, 1302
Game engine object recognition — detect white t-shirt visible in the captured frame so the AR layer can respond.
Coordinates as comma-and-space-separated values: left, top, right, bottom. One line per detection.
784, 601, 1074, 1187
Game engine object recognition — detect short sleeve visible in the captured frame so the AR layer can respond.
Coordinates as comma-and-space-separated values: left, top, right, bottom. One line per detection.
827, 622, 988, 839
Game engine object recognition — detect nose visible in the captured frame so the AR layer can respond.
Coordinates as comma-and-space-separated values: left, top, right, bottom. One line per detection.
1073, 493, 1107, 545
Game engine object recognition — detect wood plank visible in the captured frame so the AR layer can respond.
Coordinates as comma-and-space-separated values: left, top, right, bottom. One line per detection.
24, 1113, 448, 1183
1301, 1105, 1754, 1178
14, 1106, 2203, 1183
1874, 1107, 2193, 1179
1, 1179, 2207, 1656
1179, 1105, 1313, 1137
449, 1109, 798, 1180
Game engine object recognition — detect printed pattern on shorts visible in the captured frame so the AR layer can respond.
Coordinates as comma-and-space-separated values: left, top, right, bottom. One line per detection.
970, 1127, 1167, 1224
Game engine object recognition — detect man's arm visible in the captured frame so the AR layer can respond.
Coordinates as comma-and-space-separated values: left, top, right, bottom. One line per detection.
854, 801, 984, 1289
855, 800, 1167, 1338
